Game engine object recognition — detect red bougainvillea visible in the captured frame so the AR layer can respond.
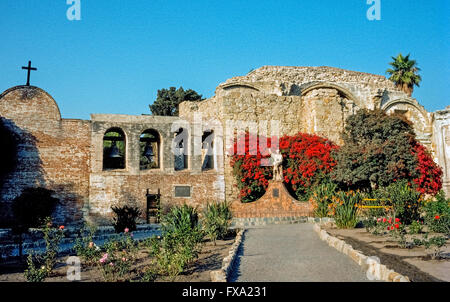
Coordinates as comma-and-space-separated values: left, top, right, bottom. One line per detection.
411, 142, 442, 195
280, 133, 339, 199
229, 132, 273, 203
230, 132, 339, 202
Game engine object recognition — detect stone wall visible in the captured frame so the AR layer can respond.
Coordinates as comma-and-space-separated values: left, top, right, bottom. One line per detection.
433, 106, 450, 196
87, 114, 225, 224
0, 86, 91, 224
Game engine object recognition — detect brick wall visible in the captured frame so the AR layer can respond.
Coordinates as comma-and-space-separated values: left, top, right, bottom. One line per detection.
0, 86, 90, 225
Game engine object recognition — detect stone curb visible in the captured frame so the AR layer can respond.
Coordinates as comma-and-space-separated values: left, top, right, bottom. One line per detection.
313, 223, 410, 282
231, 216, 334, 228
210, 229, 246, 282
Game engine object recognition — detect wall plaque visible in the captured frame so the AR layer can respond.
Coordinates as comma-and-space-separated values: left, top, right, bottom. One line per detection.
174, 186, 191, 197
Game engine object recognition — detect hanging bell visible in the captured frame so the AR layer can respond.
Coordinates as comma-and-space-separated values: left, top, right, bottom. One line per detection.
144, 143, 154, 162
108, 141, 122, 158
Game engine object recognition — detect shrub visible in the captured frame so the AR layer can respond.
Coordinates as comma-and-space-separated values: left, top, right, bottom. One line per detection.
24, 253, 47, 282
41, 218, 65, 275
23, 219, 65, 280
409, 220, 424, 234
280, 133, 339, 200
423, 191, 450, 235
11, 188, 59, 233
74, 223, 101, 266
380, 180, 423, 225
309, 180, 337, 218
97, 229, 137, 282
98, 251, 132, 282
229, 132, 273, 203
11, 188, 59, 259
421, 234, 447, 259
111, 205, 142, 233
330, 191, 361, 229
332, 109, 442, 195
156, 204, 204, 279
202, 201, 233, 245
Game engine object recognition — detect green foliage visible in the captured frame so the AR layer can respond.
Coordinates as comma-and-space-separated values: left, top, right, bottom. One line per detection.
149, 87, 203, 116
24, 253, 47, 282
423, 191, 450, 235
41, 218, 65, 275
155, 204, 205, 279
332, 109, 418, 191
330, 191, 361, 229
420, 233, 447, 259
140, 235, 161, 257
202, 201, 233, 245
74, 223, 101, 266
11, 188, 59, 234
379, 180, 422, 225
310, 180, 337, 218
409, 220, 423, 234
97, 231, 137, 282
386, 53, 422, 96
23, 218, 64, 280
98, 251, 132, 282
111, 205, 142, 233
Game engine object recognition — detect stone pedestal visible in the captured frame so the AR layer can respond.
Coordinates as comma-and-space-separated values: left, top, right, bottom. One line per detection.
231, 180, 313, 218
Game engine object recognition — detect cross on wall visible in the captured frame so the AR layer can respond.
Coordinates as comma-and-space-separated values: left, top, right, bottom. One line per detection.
21, 61, 37, 86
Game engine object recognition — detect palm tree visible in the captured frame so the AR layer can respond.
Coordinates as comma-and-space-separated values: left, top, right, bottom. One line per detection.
386, 53, 422, 97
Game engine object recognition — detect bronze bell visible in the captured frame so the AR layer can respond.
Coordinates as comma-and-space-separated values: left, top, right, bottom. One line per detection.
144, 143, 154, 162
108, 141, 122, 158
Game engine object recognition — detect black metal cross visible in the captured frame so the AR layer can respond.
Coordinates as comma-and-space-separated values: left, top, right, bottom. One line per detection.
21, 61, 37, 86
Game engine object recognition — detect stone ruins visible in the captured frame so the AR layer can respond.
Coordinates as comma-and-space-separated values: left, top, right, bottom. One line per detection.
0, 66, 448, 225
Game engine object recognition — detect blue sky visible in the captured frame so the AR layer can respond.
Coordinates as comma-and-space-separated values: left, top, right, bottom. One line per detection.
0, 0, 449, 119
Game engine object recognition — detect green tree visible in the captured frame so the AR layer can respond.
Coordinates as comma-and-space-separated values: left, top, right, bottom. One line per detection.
386, 53, 422, 97
11, 188, 59, 259
149, 87, 203, 116
331, 109, 418, 191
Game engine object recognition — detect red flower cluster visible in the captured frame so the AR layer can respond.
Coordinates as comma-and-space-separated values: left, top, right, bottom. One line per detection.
230, 132, 273, 203
411, 142, 443, 195
230, 132, 338, 202
280, 133, 339, 197
377, 216, 401, 230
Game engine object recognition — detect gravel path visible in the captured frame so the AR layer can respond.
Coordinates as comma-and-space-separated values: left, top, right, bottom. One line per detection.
230, 223, 372, 282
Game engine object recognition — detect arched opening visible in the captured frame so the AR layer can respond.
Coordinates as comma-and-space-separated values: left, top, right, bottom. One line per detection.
173, 128, 188, 171
140, 129, 161, 170
103, 128, 126, 170
202, 130, 214, 171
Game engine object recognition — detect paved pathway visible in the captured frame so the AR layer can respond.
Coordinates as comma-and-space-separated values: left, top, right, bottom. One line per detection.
230, 223, 371, 282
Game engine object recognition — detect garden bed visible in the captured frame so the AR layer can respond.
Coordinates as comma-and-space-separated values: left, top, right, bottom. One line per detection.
323, 226, 450, 282
0, 233, 236, 282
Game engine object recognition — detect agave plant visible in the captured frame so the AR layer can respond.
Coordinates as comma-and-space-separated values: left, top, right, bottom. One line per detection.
386, 53, 422, 96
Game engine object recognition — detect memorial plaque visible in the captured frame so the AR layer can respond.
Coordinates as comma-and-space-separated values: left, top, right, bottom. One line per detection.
175, 186, 191, 197
272, 188, 279, 198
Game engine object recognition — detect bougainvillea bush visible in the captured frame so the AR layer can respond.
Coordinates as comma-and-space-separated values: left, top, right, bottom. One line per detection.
229, 132, 273, 203
230, 132, 338, 203
279, 133, 339, 200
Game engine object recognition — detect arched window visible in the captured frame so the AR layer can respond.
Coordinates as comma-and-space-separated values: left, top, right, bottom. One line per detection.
173, 128, 188, 171
202, 130, 214, 171
103, 128, 126, 170
140, 129, 161, 170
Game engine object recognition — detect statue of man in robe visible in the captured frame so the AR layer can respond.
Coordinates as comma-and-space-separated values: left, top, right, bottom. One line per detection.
271, 149, 283, 181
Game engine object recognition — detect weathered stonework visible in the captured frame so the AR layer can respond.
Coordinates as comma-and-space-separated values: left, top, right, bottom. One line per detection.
0, 66, 448, 225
